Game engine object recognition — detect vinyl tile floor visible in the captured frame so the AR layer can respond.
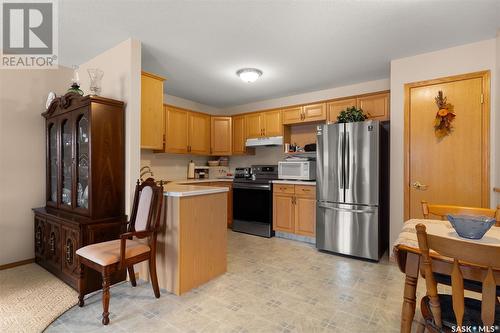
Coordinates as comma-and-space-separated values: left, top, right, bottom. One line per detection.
46, 230, 430, 333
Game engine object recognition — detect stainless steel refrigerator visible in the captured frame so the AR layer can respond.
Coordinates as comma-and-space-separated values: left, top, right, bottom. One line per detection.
316, 120, 389, 261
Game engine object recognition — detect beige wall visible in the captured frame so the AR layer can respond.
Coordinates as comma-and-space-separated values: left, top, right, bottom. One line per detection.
141, 150, 209, 180
222, 78, 390, 114
0, 67, 73, 265
164, 94, 220, 114
389, 38, 497, 247
79, 38, 142, 215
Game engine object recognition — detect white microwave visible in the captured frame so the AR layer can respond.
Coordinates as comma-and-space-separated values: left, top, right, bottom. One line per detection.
278, 161, 316, 180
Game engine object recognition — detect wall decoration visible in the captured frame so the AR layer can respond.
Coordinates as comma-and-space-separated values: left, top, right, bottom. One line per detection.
434, 90, 455, 138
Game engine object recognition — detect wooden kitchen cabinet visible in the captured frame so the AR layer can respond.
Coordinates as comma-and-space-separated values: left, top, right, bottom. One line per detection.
273, 184, 316, 237
164, 105, 189, 154
189, 112, 210, 155
327, 98, 357, 123
245, 110, 283, 139
282, 107, 303, 125
273, 193, 295, 233
356, 92, 389, 121
282, 103, 326, 125
211, 116, 232, 155
141, 71, 166, 150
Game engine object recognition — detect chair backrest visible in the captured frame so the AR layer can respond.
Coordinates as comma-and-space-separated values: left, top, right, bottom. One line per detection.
415, 223, 500, 329
421, 201, 500, 226
128, 178, 164, 234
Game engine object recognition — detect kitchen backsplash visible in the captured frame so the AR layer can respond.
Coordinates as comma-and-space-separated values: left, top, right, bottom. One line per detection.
141, 146, 285, 180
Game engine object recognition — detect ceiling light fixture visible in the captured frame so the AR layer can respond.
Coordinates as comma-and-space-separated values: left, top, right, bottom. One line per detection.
236, 68, 263, 83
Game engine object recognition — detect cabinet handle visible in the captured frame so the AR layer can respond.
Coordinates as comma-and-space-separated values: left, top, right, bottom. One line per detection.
49, 232, 56, 253
65, 240, 73, 264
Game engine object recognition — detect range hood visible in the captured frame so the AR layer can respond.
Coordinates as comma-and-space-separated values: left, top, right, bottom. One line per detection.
245, 136, 283, 147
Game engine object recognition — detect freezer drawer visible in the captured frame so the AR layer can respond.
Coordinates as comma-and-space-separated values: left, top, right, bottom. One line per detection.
316, 202, 379, 260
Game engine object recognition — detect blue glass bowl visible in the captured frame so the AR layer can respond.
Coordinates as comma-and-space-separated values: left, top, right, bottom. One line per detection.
447, 214, 496, 239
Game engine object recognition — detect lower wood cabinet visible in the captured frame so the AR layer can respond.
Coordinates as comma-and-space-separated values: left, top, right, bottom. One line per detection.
33, 208, 126, 292
273, 184, 316, 237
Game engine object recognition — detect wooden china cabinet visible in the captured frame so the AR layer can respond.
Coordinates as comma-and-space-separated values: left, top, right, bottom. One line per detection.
33, 92, 126, 292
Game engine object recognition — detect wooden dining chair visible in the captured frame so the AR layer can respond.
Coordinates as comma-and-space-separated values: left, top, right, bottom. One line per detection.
415, 224, 500, 332
421, 201, 500, 226
76, 178, 164, 325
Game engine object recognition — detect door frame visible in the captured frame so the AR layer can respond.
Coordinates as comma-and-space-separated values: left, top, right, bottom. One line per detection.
403, 70, 491, 220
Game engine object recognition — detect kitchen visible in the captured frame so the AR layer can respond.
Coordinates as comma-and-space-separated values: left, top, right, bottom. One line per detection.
140, 70, 390, 259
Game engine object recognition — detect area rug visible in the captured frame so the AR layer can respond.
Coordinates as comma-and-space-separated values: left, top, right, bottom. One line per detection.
0, 263, 78, 333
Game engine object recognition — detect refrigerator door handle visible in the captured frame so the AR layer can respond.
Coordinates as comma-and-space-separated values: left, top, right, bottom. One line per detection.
318, 202, 376, 214
339, 133, 344, 189
345, 133, 350, 189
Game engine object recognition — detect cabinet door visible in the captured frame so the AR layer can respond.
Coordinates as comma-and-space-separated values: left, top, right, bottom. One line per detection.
141, 72, 165, 150
245, 113, 262, 139
282, 107, 303, 125
59, 117, 74, 209
294, 196, 316, 237
232, 115, 246, 154
263, 110, 282, 137
74, 111, 90, 214
357, 93, 389, 121
45, 219, 61, 271
46, 120, 58, 207
165, 106, 189, 153
327, 98, 357, 123
189, 112, 210, 155
34, 216, 45, 259
303, 103, 326, 122
62, 225, 80, 280
211, 117, 232, 155
273, 193, 294, 232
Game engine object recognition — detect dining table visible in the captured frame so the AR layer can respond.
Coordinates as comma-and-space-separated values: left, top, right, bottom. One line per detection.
393, 218, 500, 333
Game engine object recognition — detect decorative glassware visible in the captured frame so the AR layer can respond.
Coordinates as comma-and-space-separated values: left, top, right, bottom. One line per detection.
447, 214, 496, 239
67, 65, 84, 95
87, 68, 104, 96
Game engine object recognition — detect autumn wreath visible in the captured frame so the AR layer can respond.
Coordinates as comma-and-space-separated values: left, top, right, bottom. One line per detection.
434, 90, 455, 138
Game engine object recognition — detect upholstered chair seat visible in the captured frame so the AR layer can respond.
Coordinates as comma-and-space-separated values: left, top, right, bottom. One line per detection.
76, 240, 150, 266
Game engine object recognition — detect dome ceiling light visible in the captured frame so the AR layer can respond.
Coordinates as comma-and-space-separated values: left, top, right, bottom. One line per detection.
236, 68, 263, 83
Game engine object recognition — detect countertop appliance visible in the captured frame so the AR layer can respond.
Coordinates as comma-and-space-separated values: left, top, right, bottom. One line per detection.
278, 160, 316, 181
194, 166, 209, 179
232, 165, 278, 238
245, 136, 283, 147
316, 120, 389, 261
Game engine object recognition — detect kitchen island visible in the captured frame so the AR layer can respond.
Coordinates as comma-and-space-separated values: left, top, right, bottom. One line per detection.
139, 182, 228, 295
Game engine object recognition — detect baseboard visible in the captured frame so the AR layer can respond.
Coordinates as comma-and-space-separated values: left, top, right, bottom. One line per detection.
0, 258, 35, 270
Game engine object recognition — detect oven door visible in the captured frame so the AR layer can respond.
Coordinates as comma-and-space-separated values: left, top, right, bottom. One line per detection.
232, 183, 273, 237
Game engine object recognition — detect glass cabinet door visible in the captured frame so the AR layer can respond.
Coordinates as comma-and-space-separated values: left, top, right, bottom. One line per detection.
48, 122, 58, 204
60, 118, 73, 207
76, 113, 89, 210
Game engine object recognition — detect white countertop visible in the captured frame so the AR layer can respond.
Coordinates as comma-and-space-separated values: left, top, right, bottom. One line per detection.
174, 178, 233, 184
272, 180, 316, 186
163, 183, 229, 197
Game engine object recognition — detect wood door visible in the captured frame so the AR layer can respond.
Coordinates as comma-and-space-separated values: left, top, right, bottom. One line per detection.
211, 116, 232, 155
141, 72, 165, 150
245, 113, 262, 139
189, 112, 210, 155
282, 106, 303, 125
357, 92, 389, 121
61, 224, 80, 281
273, 193, 294, 232
303, 103, 326, 122
326, 98, 357, 123
45, 219, 61, 271
165, 106, 189, 153
294, 196, 316, 237
263, 110, 282, 137
405, 71, 490, 219
232, 115, 247, 154
34, 215, 46, 259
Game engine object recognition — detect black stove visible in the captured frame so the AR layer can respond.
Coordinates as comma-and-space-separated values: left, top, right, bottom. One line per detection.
232, 165, 278, 238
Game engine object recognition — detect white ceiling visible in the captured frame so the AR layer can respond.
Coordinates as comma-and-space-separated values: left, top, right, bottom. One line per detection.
59, 0, 499, 108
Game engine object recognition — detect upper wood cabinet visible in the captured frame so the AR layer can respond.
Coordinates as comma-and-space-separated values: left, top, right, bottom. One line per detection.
327, 98, 357, 123
357, 92, 390, 121
232, 115, 246, 154
188, 112, 210, 155
245, 110, 283, 139
282, 103, 326, 125
164, 105, 189, 154
211, 116, 232, 155
141, 71, 165, 149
